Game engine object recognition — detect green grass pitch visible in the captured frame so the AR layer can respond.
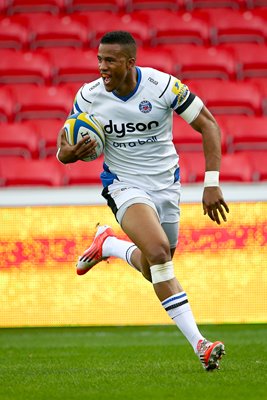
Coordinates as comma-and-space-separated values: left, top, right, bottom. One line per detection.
0, 324, 266, 400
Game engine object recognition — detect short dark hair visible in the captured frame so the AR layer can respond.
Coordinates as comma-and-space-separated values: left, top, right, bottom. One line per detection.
100, 31, 137, 58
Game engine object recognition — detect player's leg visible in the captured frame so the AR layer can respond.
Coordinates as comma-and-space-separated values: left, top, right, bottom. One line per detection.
121, 195, 225, 370
121, 203, 206, 350
77, 181, 225, 369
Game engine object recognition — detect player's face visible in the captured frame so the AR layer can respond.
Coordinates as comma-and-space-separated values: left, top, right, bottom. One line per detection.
97, 43, 135, 95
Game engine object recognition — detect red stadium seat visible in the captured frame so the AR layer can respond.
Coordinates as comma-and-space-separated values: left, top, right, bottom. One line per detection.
28, 119, 64, 158
6, 0, 67, 14
9, 84, 73, 121
219, 153, 254, 182
173, 115, 227, 153
218, 43, 267, 79
0, 0, 9, 14
139, 10, 210, 46
241, 150, 267, 181
72, 12, 152, 47
136, 47, 176, 75
178, 151, 254, 182
29, 14, 89, 49
0, 86, 16, 122
162, 44, 236, 80
0, 157, 64, 187
68, 0, 125, 12
187, 79, 263, 116
249, 1, 267, 8
202, 9, 266, 45
173, 118, 203, 152
63, 156, 104, 185
243, 78, 267, 106
185, 0, 247, 10
39, 47, 99, 84
126, 0, 180, 12
0, 17, 29, 50
58, 81, 86, 96
178, 151, 205, 182
220, 115, 267, 152
0, 49, 52, 85
0, 122, 39, 158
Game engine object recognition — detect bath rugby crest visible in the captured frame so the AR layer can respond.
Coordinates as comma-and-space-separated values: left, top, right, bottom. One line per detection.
71, 67, 203, 190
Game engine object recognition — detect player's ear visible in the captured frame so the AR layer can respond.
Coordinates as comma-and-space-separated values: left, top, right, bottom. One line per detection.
127, 57, 136, 70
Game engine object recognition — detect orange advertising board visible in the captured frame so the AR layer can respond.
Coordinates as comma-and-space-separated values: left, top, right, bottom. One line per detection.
0, 203, 266, 326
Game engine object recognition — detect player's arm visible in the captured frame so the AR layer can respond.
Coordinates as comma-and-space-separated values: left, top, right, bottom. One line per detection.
56, 85, 97, 164
190, 105, 229, 225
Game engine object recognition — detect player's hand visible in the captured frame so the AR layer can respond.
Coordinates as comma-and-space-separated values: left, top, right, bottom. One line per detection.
202, 187, 229, 225
57, 128, 97, 163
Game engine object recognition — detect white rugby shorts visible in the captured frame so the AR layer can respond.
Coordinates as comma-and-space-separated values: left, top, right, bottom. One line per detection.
101, 180, 181, 248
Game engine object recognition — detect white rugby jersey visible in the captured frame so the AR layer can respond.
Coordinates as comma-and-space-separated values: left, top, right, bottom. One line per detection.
72, 67, 203, 190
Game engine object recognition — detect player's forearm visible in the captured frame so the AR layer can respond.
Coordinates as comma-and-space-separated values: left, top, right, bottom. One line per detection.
190, 106, 222, 172
201, 122, 221, 172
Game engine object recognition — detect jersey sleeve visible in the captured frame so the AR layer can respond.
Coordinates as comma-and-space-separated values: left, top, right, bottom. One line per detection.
164, 76, 204, 124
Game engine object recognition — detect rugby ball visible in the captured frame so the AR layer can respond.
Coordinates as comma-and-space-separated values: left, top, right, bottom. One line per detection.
64, 112, 105, 162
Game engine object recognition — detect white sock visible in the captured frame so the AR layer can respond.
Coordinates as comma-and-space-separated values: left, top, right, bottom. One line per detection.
102, 236, 137, 268
162, 292, 204, 352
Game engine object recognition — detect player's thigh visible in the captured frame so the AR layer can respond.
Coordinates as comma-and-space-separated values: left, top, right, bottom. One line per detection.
121, 203, 171, 260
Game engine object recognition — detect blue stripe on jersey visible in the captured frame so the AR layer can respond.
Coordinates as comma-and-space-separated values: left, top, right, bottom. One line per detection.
161, 292, 187, 306
74, 100, 83, 113
171, 96, 178, 109
112, 67, 141, 102
100, 163, 119, 187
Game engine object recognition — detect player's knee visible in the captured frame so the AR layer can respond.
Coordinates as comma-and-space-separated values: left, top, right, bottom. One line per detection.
145, 241, 171, 265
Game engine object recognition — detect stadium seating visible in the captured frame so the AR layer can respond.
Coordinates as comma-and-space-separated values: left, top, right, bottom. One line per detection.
0, 86, 16, 122
63, 156, 104, 185
162, 44, 236, 80
219, 43, 267, 79
187, 79, 264, 116
29, 14, 89, 49
241, 150, 267, 181
173, 114, 227, 153
243, 78, 267, 106
28, 119, 64, 158
0, 2, 267, 186
0, 0, 8, 14
9, 84, 73, 121
177, 158, 191, 183
39, 47, 99, 84
0, 16, 29, 50
179, 151, 254, 182
0, 157, 65, 186
136, 47, 176, 75
178, 151, 205, 182
248, 0, 267, 8
0, 49, 52, 84
72, 11, 152, 47
126, 0, 181, 12
0, 122, 39, 158
220, 115, 267, 152
135, 9, 210, 45
219, 153, 254, 181
6, 0, 67, 14
58, 81, 85, 96
185, 0, 247, 10
67, 0, 125, 13
199, 9, 266, 45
